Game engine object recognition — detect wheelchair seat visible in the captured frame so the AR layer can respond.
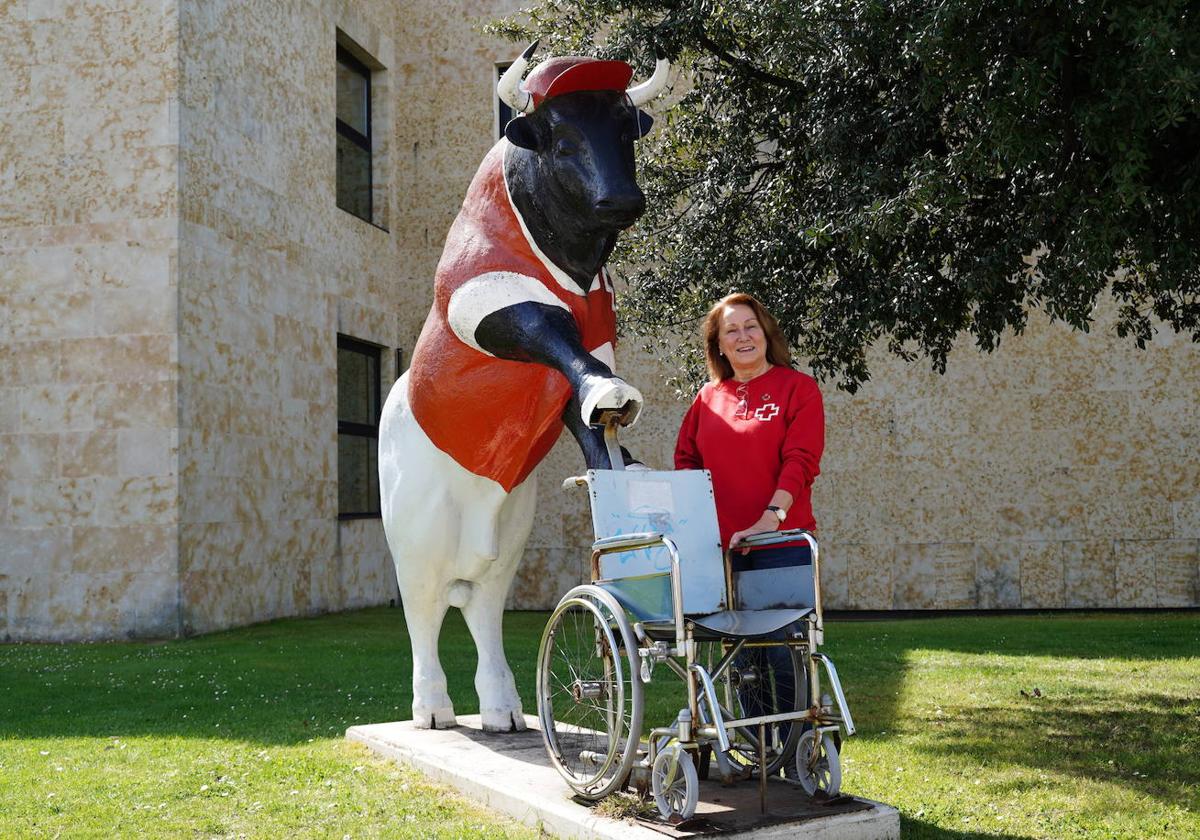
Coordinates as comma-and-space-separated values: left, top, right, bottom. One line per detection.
640, 607, 813, 641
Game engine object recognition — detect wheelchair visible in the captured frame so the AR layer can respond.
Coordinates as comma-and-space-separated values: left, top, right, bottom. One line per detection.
536, 415, 855, 821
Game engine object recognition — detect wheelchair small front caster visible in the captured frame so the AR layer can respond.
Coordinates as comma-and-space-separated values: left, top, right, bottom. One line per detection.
795, 730, 842, 797
651, 745, 699, 820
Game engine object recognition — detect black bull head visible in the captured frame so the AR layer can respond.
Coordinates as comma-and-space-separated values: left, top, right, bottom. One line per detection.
504, 92, 655, 292
496, 44, 670, 292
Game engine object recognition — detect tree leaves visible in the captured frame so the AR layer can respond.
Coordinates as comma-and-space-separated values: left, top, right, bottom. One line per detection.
489, 0, 1200, 391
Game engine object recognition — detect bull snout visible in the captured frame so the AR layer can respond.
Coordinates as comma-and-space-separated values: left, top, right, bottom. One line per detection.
593, 188, 646, 228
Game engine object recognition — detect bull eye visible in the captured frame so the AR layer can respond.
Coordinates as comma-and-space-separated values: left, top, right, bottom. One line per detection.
554, 138, 578, 157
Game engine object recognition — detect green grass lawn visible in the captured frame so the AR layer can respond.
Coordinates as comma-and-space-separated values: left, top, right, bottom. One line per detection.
2, 609, 1197, 839
0, 609, 540, 840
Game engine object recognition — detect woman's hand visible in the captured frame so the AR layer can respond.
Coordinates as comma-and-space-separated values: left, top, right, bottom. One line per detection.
729, 510, 782, 555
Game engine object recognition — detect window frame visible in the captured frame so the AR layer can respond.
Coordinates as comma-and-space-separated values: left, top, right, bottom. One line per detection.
495, 62, 514, 140
336, 334, 383, 520
336, 45, 373, 223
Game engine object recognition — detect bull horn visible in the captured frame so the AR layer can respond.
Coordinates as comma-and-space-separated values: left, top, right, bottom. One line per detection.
626, 57, 670, 106
497, 40, 539, 114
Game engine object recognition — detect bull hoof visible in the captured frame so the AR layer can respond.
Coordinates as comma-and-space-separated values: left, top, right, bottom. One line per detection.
580, 375, 644, 428
480, 708, 527, 733
412, 706, 458, 729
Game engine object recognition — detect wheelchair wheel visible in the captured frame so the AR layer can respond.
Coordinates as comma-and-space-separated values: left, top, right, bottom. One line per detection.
651, 743, 699, 820
702, 640, 805, 778
794, 730, 841, 797
537, 587, 642, 800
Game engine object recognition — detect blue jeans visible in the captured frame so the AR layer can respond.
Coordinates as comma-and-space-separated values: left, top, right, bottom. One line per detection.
732, 544, 811, 759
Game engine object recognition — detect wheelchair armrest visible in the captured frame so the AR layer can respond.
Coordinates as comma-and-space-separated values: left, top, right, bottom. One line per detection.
728, 530, 824, 640
735, 528, 818, 549
592, 532, 666, 554
591, 534, 686, 652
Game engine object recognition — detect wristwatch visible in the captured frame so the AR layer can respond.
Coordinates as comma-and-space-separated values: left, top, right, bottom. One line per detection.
766, 505, 786, 523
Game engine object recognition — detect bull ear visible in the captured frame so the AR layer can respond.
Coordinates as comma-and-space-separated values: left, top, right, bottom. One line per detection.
636, 109, 655, 138
504, 116, 541, 150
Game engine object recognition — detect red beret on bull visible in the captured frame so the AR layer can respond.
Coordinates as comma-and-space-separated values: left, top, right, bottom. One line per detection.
522, 57, 635, 110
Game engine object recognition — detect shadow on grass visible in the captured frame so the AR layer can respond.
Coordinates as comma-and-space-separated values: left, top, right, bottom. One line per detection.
822, 612, 1200, 812
921, 690, 1200, 806
0, 606, 544, 748
897, 819, 1034, 840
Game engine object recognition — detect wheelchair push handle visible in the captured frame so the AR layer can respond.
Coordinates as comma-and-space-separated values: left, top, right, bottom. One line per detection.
597, 409, 627, 472
590, 405, 637, 429
734, 528, 816, 549
561, 475, 589, 492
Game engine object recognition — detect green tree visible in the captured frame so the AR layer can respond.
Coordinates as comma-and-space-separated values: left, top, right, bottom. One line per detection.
491, 1, 1200, 390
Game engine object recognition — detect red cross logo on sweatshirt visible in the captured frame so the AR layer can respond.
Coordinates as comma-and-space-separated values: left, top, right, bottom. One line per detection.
754, 403, 780, 421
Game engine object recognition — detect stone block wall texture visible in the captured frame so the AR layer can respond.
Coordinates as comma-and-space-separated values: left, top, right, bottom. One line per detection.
1, 0, 181, 640
3, 0, 1197, 640
175, 0, 410, 635
1, 0, 419, 639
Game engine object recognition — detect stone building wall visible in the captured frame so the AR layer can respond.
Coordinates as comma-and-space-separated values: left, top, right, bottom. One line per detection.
815, 300, 1198, 610
0, 1, 181, 640
174, 0, 412, 634
2, 0, 1196, 641
0, 0, 549, 641
171, 0, 570, 634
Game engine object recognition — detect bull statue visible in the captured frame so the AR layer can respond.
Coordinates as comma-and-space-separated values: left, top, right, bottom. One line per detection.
378, 43, 670, 732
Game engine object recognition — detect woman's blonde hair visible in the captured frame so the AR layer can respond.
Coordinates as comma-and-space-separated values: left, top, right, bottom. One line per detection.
702, 292, 792, 382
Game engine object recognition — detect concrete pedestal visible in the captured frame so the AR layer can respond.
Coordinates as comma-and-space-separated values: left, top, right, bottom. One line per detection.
347, 716, 899, 839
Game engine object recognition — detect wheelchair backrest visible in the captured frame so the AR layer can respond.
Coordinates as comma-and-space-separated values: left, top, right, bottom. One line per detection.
735, 561, 815, 611
586, 468, 726, 618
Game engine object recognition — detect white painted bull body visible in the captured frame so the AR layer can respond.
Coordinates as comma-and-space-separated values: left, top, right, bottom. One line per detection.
379, 376, 538, 730
380, 46, 668, 731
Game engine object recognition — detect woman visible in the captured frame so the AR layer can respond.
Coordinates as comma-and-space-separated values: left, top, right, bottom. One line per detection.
674, 292, 824, 775
674, 293, 824, 555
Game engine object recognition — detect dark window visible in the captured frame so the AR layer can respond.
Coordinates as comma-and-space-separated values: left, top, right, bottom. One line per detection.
337, 46, 372, 222
496, 62, 513, 139
337, 336, 381, 518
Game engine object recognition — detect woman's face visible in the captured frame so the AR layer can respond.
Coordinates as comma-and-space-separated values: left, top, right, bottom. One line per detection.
717, 303, 767, 375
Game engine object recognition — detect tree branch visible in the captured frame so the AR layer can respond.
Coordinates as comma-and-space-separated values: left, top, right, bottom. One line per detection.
696, 31, 803, 91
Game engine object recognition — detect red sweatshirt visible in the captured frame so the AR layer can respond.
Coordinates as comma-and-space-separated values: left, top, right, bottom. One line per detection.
674, 366, 824, 547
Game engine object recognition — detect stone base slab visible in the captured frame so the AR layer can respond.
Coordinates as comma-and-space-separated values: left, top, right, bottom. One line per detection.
346, 716, 899, 839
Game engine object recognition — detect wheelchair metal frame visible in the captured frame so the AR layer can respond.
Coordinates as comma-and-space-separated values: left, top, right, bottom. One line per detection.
537, 415, 855, 820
